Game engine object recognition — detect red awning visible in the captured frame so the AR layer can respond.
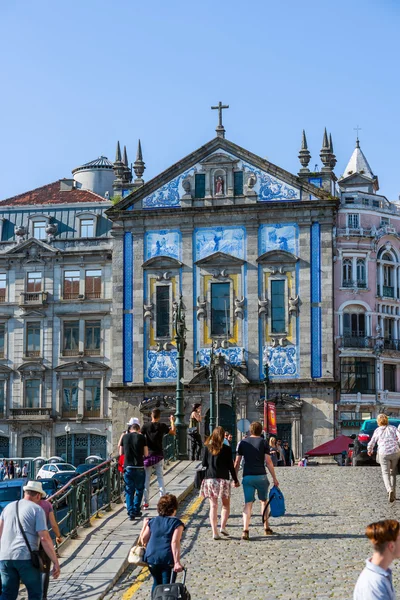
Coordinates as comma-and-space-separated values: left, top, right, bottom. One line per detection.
305, 435, 353, 457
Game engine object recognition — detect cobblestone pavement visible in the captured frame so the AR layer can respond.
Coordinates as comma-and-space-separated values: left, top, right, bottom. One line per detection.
106, 466, 400, 600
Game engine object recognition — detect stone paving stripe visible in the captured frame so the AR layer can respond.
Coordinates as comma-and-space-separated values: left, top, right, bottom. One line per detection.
121, 494, 204, 600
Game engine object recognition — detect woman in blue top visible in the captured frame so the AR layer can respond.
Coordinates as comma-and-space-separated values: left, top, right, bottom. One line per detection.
140, 494, 185, 593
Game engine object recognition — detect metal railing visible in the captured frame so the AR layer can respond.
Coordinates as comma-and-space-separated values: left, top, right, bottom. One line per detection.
340, 336, 374, 348
49, 458, 122, 543
383, 339, 400, 351
383, 286, 395, 298
19, 292, 48, 305
163, 435, 177, 465
9, 408, 52, 419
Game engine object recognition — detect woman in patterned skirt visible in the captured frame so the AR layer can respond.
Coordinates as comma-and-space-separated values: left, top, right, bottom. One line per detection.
200, 426, 240, 540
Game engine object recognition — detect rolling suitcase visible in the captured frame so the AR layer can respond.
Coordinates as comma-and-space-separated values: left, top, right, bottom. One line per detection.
152, 568, 190, 600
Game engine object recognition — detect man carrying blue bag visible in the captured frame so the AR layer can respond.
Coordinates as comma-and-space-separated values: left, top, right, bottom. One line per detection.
234, 421, 279, 540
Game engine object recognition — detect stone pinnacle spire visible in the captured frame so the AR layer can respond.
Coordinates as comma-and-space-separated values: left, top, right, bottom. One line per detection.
320, 128, 333, 170
298, 129, 311, 171
123, 145, 128, 167
115, 141, 122, 163
133, 139, 145, 184
113, 140, 125, 181
329, 133, 337, 169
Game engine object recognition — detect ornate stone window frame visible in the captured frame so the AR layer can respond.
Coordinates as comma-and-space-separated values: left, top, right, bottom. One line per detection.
28, 215, 51, 240
75, 212, 99, 239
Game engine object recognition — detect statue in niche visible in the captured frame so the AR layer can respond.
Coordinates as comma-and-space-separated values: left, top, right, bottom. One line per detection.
215, 176, 224, 195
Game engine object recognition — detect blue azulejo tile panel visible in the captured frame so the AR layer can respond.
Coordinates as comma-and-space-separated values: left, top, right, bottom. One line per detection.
242, 162, 300, 202
145, 230, 181, 261
194, 226, 246, 261
259, 223, 299, 255
123, 232, 133, 383
263, 346, 298, 378
146, 350, 177, 381
198, 347, 245, 367
142, 168, 195, 209
310, 223, 322, 378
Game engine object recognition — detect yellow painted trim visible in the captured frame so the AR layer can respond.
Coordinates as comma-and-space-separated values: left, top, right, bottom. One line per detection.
121, 495, 204, 600
149, 276, 176, 346
203, 274, 239, 345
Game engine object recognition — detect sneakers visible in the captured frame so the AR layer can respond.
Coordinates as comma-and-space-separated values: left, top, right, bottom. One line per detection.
129, 511, 143, 520
389, 490, 396, 503
220, 529, 229, 537
142, 503, 149, 510
213, 534, 222, 540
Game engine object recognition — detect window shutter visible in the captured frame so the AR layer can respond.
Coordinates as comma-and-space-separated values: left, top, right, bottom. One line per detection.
195, 174, 206, 199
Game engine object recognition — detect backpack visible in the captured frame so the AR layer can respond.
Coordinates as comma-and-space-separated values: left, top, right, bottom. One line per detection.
267, 485, 285, 517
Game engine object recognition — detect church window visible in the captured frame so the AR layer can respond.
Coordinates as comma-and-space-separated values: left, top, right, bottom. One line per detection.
211, 282, 230, 336
0, 274, 6, 302
63, 271, 80, 299
85, 270, 101, 299
342, 259, 353, 287
156, 286, 170, 338
234, 171, 244, 196
270, 280, 285, 333
27, 272, 42, 293
63, 321, 79, 355
25, 379, 41, 408
33, 221, 46, 240
26, 322, 41, 357
347, 214, 359, 229
80, 218, 95, 238
194, 174, 206, 199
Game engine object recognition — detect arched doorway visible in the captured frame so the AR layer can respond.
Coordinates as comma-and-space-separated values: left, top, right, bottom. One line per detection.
205, 403, 234, 436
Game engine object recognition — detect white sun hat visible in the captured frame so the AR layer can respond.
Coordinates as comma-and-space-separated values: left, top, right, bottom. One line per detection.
23, 480, 46, 498
127, 417, 140, 426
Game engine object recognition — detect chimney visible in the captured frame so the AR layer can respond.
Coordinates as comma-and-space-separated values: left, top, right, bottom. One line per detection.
60, 179, 75, 191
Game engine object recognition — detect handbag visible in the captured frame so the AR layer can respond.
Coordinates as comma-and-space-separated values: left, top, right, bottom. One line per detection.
188, 427, 198, 436
16, 501, 46, 573
143, 454, 163, 468
128, 542, 147, 567
194, 467, 206, 490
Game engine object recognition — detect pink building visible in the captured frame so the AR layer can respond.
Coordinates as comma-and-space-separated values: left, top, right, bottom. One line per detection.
335, 139, 400, 435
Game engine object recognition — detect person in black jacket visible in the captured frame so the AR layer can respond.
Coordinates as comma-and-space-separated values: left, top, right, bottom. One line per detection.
200, 426, 239, 540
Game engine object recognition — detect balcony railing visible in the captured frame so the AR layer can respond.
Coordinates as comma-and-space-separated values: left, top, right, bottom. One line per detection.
25, 350, 40, 358
19, 291, 48, 306
84, 348, 101, 356
62, 349, 79, 357
84, 408, 101, 418
85, 292, 101, 300
341, 336, 374, 349
383, 339, 400, 351
383, 286, 395, 298
10, 407, 52, 420
62, 409, 78, 418
63, 292, 80, 300
0, 291, 6, 303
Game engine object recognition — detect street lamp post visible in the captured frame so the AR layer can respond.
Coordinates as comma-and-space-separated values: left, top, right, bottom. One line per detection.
65, 424, 71, 463
174, 296, 188, 459
228, 368, 237, 456
263, 362, 269, 433
208, 344, 216, 433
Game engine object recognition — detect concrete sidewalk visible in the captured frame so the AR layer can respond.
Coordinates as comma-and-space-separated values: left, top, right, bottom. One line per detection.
38, 461, 197, 600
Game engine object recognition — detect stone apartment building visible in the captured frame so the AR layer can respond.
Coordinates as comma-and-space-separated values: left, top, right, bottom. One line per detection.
107, 120, 338, 458
0, 157, 115, 462
335, 139, 400, 437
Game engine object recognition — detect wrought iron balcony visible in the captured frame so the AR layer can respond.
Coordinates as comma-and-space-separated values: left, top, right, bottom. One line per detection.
383, 339, 400, 351
19, 291, 48, 307
84, 348, 101, 356
383, 286, 395, 298
341, 336, 374, 348
9, 407, 52, 420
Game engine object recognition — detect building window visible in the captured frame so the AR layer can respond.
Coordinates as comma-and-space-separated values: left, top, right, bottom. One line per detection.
362, 198, 370, 206
25, 379, 41, 408
84, 378, 101, 417
0, 274, 6, 303
384, 364, 396, 392
234, 171, 244, 196
381, 217, 390, 226
271, 280, 286, 333
343, 313, 365, 337
27, 272, 42, 293
0, 324, 5, 359
80, 218, 95, 238
342, 259, 353, 287
340, 358, 375, 394
372, 200, 380, 208
26, 322, 41, 357
211, 282, 230, 336
33, 221, 46, 240
356, 259, 366, 287
156, 286, 170, 338
62, 379, 79, 417
63, 271, 80, 300
84, 321, 101, 355
85, 270, 101, 299
63, 321, 79, 356
194, 174, 206, 199
347, 214, 359, 229
383, 318, 394, 340
0, 380, 5, 416
345, 197, 354, 204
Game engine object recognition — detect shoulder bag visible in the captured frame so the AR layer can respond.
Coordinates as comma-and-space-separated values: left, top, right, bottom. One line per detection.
128, 540, 147, 566
16, 501, 46, 572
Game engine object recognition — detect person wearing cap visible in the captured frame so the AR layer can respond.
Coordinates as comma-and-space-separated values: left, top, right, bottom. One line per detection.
0, 480, 60, 599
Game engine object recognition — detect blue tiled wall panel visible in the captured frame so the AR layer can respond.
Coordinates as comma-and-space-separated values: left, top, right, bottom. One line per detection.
310, 223, 322, 378
123, 232, 133, 383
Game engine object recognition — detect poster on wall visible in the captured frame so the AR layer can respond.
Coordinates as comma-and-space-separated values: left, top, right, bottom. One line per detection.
267, 402, 277, 435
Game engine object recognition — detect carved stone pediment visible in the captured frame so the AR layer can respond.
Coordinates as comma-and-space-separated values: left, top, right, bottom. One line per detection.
257, 250, 298, 265
55, 360, 109, 372
142, 256, 182, 269
4, 238, 58, 256
195, 251, 245, 267
200, 153, 239, 166
189, 365, 250, 386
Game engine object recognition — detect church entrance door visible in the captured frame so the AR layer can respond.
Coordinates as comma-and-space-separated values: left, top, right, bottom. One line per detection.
205, 403, 234, 436
277, 423, 292, 447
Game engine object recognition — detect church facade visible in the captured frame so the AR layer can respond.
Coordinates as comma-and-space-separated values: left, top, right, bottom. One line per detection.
108, 121, 338, 458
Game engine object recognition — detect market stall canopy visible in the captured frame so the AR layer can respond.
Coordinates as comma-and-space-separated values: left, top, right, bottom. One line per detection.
305, 435, 353, 457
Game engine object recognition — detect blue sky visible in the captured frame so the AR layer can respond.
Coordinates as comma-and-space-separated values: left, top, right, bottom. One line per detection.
0, 0, 399, 200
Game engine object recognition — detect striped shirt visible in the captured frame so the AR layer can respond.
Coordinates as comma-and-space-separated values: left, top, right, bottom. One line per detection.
367, 425, 400, 456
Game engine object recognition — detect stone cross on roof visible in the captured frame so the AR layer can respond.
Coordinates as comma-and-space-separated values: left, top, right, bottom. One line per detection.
211, 101, 229, 138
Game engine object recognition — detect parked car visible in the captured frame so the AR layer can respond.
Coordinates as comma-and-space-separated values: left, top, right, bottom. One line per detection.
353, 418, 400, 465
53, 472, 77, 489
0, 478, 58, 514
37, 463, 76, 479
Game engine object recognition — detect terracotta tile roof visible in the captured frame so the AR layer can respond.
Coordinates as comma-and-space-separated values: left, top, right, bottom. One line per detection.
0, 180, 109, 207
